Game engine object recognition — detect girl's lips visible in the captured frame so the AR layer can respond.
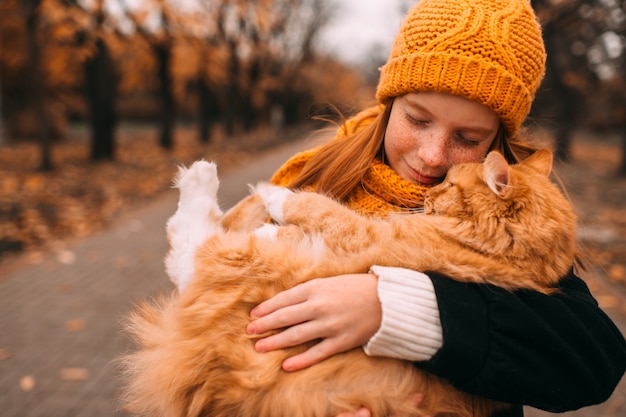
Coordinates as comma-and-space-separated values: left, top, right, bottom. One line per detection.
408, 166, 442, 185
416, 174, 440, 185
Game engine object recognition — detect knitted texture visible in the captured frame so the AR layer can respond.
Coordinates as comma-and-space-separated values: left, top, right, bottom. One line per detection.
376, 0, 546, 136
350, 161, 429, 216
271, 150, 429, 217
271, 105, 429, 215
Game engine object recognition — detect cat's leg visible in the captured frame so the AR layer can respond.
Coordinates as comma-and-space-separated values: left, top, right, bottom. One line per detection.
253, 182, 294, 225
255, 182, 378, 255
221, 193, 269, 233
255, 182, 358, 231
165, 160, 224, 293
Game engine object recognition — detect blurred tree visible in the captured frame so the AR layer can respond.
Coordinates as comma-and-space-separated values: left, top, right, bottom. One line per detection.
117, 0, 176, 149
278, 0, 335, 124
0, 0, 363, 160
196, 41, 227, 143
23, 0, 52, 171
0, 0, 95, 166
211, 0, 335, 133
532, 0, 626, 173
72, 0, 119, 161
532, 0, 582, 161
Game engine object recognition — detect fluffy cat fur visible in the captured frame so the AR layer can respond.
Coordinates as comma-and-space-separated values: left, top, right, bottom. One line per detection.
119, 149, 577, 417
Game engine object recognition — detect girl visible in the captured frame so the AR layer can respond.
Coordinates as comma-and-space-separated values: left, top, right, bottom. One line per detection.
246, 1, 626, 416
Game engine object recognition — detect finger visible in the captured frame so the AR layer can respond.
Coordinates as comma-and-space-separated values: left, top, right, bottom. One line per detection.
254, 316, 325, 351
281, 337, 339, 371
247, 300, 313, 335
250, 284, 309, 318
354, 408, 372, 417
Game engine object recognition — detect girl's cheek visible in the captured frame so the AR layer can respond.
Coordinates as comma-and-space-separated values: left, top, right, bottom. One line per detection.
448, 145, 489, 165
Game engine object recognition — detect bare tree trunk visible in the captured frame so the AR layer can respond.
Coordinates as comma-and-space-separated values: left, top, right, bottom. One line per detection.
224, 39, 239, 136
116, 0, 174, 149
198, 79, 220, 144
542, 19, 575, 162
155, 43, 174, 149
85, 36, 117, 160
0, 72, 4, 146
241, 58, 260, 132
618, 122, 626, 177
24, 0, 52, 171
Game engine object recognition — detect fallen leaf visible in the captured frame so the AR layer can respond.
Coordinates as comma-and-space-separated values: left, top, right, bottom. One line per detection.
0, 347, 12, 360
596, 295, 621, 309
64, 319, 85, 333
56, 250, 76, 265
59, 368, 89, 381
27, 251, 44, 265
19, 375, 35, 391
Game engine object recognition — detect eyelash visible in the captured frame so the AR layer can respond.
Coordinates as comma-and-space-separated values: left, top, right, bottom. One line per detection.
405, 113, 430, 127
455, 133, 481, 146
405, 112, 485, 146
407, 113, 482, 146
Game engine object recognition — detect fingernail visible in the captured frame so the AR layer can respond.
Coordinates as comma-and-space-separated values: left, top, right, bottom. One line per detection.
282, 361, 295, 372
246, 324, 256, 335
249, 308, 259, 319
355, 408, 371, 417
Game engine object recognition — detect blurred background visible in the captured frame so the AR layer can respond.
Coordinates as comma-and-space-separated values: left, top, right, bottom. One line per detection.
0, 1, 625, 416
0, 0, 625, 260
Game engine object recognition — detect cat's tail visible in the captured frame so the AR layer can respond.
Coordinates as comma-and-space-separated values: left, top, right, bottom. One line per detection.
165, 160, 224, 293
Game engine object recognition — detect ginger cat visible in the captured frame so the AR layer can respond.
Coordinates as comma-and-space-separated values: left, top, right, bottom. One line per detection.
119, 149, 577, 417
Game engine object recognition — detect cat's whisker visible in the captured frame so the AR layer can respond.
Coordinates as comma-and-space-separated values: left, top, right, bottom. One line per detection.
358, 180, 425, 215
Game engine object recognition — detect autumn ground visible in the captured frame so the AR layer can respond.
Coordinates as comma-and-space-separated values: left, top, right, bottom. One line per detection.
1, 123, 625, 288
0, 122, 313, 263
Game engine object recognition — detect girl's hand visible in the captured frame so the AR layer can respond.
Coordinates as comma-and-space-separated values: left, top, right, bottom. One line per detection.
246, 273, 381, 371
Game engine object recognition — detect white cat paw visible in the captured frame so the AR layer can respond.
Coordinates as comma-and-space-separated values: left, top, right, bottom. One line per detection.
166, 160, 223, 294
254, 182, 293, 225
174, 160, 219, 201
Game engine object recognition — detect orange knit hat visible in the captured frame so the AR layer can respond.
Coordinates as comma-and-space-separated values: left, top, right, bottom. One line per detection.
376, 0, 546, 136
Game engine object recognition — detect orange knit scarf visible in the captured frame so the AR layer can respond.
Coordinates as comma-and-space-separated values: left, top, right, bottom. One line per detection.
270, 149, 429, 218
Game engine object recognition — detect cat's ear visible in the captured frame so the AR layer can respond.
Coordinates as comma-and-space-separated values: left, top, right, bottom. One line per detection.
483, 151, 514, 199
522, 148, 553, 176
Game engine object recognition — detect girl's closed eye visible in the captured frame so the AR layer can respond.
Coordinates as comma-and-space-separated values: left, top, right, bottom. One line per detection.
455, 132, 485, 147
405, 112, 430, 127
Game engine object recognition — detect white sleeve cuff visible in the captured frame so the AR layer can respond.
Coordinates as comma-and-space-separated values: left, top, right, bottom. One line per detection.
363, 266, 443, 361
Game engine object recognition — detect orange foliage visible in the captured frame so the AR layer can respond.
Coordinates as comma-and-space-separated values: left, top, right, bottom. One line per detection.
0, 0, 31, 88
112, 33, 159, 95
0, 0, 365, 138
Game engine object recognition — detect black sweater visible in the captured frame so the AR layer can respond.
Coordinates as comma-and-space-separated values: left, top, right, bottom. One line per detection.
418, 269, 626, 417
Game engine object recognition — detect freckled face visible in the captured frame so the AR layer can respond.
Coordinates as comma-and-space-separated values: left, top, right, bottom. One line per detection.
384, 92, 501, 185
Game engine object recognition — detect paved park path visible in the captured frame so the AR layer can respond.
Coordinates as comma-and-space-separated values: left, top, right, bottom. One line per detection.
0, 133, 624, 417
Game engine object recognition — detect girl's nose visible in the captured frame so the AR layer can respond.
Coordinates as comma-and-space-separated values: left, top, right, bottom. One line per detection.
418, 133, 448, 168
